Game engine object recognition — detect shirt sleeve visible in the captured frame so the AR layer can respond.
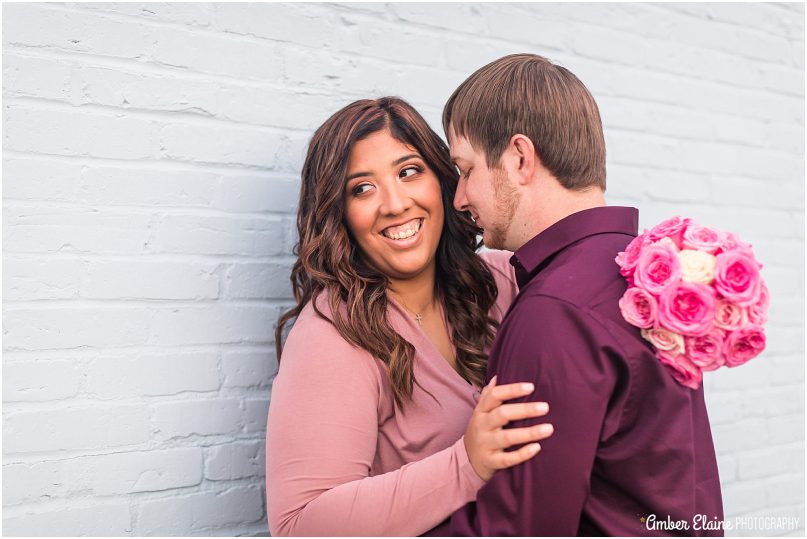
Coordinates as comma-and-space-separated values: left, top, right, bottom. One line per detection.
265, 310, 485, 537
447, 295, 623, 536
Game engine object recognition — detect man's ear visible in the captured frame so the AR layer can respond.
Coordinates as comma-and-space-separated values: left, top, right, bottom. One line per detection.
509, 134, 538, 186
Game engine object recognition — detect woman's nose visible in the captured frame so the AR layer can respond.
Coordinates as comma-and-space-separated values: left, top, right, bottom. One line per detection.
380, 182, 412, 215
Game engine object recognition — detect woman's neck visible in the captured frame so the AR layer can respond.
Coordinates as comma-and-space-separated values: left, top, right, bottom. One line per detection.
387, 268, 437, 314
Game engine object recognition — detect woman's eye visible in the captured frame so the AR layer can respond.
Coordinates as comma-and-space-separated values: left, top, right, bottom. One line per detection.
351, 183, 374, 196
400, 166, 421, 179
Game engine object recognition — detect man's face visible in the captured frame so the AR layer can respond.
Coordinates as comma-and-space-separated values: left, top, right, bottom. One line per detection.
449, 131, 521, 251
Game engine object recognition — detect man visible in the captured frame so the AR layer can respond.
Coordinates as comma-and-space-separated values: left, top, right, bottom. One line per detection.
434, 54, 724, 536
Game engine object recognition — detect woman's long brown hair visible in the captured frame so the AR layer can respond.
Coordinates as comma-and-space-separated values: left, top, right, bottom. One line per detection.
275, 97, 499, 409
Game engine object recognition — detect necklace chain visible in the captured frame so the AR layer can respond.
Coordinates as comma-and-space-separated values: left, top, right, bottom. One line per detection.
392, 294, 432, 326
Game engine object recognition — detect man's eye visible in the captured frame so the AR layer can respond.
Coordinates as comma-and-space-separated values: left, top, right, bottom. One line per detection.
400, 166, 421, 179
351, 183, 373, 196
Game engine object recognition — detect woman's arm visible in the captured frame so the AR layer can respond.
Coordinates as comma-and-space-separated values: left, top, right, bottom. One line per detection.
265, 309, 552, 537
265, 313, 482, 537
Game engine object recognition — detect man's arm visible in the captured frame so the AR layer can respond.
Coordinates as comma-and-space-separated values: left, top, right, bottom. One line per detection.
448, 295, 623, 536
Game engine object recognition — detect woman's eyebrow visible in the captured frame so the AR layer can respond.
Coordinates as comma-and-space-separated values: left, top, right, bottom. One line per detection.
346, 153, 421, 181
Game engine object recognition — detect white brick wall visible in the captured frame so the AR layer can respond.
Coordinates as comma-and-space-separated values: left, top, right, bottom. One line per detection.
2, 3, 803, 536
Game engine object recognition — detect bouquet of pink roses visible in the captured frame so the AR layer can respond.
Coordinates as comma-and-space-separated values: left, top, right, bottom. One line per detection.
615, 216, 768, 390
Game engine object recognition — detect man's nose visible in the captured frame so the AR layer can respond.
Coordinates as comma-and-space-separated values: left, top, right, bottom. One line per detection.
453, 178, 468, 212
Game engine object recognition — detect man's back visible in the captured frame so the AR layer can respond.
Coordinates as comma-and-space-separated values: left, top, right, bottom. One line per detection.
446, 206, 724, 536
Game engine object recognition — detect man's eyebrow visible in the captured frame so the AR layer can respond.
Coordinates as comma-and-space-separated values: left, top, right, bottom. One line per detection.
346, 153, 421, 182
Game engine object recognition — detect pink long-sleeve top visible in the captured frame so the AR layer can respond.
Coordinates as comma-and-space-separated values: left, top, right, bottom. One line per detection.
265, 250, 518, 536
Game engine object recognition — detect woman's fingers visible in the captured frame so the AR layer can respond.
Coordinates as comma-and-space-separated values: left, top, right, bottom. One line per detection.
491, 442, 542, 469
476, 381, 535, 413
489, 401, 549, 428
495, 422, 554, 450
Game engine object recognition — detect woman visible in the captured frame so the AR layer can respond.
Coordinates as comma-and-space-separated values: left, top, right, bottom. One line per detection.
266, 97, 553, 536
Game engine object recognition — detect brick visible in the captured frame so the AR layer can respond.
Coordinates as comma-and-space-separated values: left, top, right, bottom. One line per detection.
159, 122, 283, 168
218, 85, 343, 131
4, 104, 161, 159
151, 398, 243, 439
738, 445, 803, 480
150, 214, 284, 256
3, 256, 84, 300
391, 3, 487, 34
711, 419, 768, 455
78, 2, 213, 27
3, 3, 155, 59
221, 350, 276, 389
3, 448, 203, 503
149, 25, 282, 80
243, 398, 270, 434
767, 415, 806, 446
223, 261, 293, 299
2, 360, 81, 402
716, 454, 738, 484
3, 306, 151, 351
3, 203, 152, 255
137, 485, 263, 534
722, 481, 770, 516
3, 404, 151, 453
770, 357, 805, 387
2, 460, 66, 505
77, 64, 219, 115
66, 448, 203, 495
84, 352, 220, 398
2, 52, 72, 101
204, 441, 264, 480
80, 165, 220, 207
2, 157, 82, 201
148, 304, 277, 346
213, 3, 336, 49
2, 501, 132, 535
83, 259, 219, 300
213, 173, 300, 213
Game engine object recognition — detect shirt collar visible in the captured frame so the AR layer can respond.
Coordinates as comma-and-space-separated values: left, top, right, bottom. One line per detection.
510, 206, 639, 288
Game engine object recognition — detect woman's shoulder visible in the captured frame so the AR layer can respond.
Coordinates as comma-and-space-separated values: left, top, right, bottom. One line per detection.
477, 249, 518, 321
279, 293, 383, 384
478, 249, 514, 279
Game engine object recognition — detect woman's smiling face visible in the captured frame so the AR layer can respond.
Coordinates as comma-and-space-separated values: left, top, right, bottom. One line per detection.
344, 129, 445, 282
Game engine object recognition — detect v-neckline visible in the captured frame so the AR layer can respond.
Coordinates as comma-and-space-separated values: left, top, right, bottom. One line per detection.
387, 297, 473, 388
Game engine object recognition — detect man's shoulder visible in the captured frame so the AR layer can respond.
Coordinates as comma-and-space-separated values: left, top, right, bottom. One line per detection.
522, 232, 631, 310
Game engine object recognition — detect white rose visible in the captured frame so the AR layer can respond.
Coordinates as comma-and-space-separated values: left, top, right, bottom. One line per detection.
677, 249, 717, 285
641, 328, 685, 354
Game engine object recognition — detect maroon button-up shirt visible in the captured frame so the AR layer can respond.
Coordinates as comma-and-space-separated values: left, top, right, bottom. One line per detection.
433, 206, 724, 536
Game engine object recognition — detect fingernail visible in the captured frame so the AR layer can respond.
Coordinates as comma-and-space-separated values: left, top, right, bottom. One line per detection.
534, 402, 548, 413
529, 443, 541, 453
522, 383, 534, 392
538, 424, 554, 435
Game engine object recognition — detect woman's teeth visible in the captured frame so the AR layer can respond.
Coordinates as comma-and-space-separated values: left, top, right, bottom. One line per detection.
383, 219, 422, 240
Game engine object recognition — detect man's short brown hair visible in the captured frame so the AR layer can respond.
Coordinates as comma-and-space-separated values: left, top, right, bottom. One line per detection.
443, 53, 606, 191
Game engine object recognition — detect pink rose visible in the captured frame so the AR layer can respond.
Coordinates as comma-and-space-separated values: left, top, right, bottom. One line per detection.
682, 225, 724, 254
634, 239, 682, 295
658, 282, 716, 336
657, 349, 703, 390
714, 250, 762, 306
646, 216, 691, 247
718, 232, 754, 255
714, 299, 747, 331
619, 287, 658, 328
685, 328, 727, 371
641, 328, 685, 354
747, 280, 770, 325
616, 233, 649, 277
723, 326, 766, 367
